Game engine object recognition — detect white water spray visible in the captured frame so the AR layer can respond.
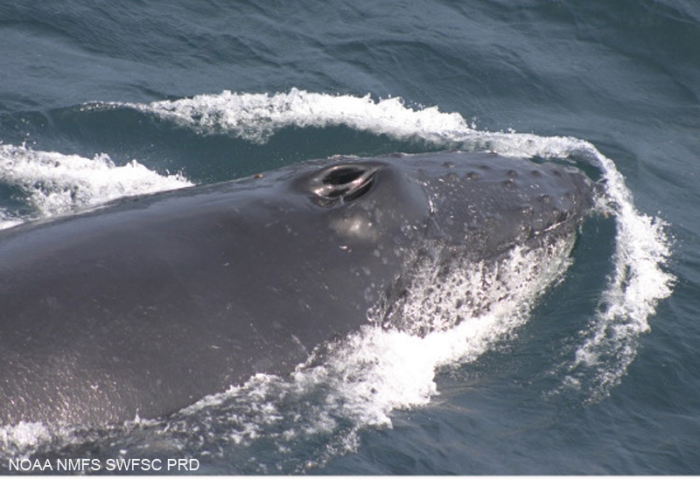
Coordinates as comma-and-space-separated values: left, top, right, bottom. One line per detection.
0, 144, 193, 229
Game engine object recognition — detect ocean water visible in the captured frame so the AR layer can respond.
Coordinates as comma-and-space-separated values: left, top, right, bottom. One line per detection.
0, 0, 697, 475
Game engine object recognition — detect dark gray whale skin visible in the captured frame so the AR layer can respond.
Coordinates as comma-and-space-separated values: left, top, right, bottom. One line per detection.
0, 151, 595, 426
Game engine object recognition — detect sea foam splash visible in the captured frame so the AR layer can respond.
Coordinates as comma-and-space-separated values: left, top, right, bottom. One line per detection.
115, 88, 467, 145
0, 90, 675, 469
0, 143, 193, 229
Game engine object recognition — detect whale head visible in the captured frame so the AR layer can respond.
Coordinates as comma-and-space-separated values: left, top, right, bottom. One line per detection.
293, 151, 595, 258
290, 151, 597, 335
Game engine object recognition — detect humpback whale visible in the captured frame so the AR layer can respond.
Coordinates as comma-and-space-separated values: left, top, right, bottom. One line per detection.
0, 151, 596, 426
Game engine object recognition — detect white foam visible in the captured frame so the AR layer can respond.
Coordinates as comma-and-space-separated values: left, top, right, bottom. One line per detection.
120, 88, 468, 144
0, 144, 193, 229
566, 150, 675, 397
0, 422, 51, 457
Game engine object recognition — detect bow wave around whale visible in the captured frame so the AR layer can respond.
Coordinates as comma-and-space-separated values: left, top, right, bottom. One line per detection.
0, 151, 597, 427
